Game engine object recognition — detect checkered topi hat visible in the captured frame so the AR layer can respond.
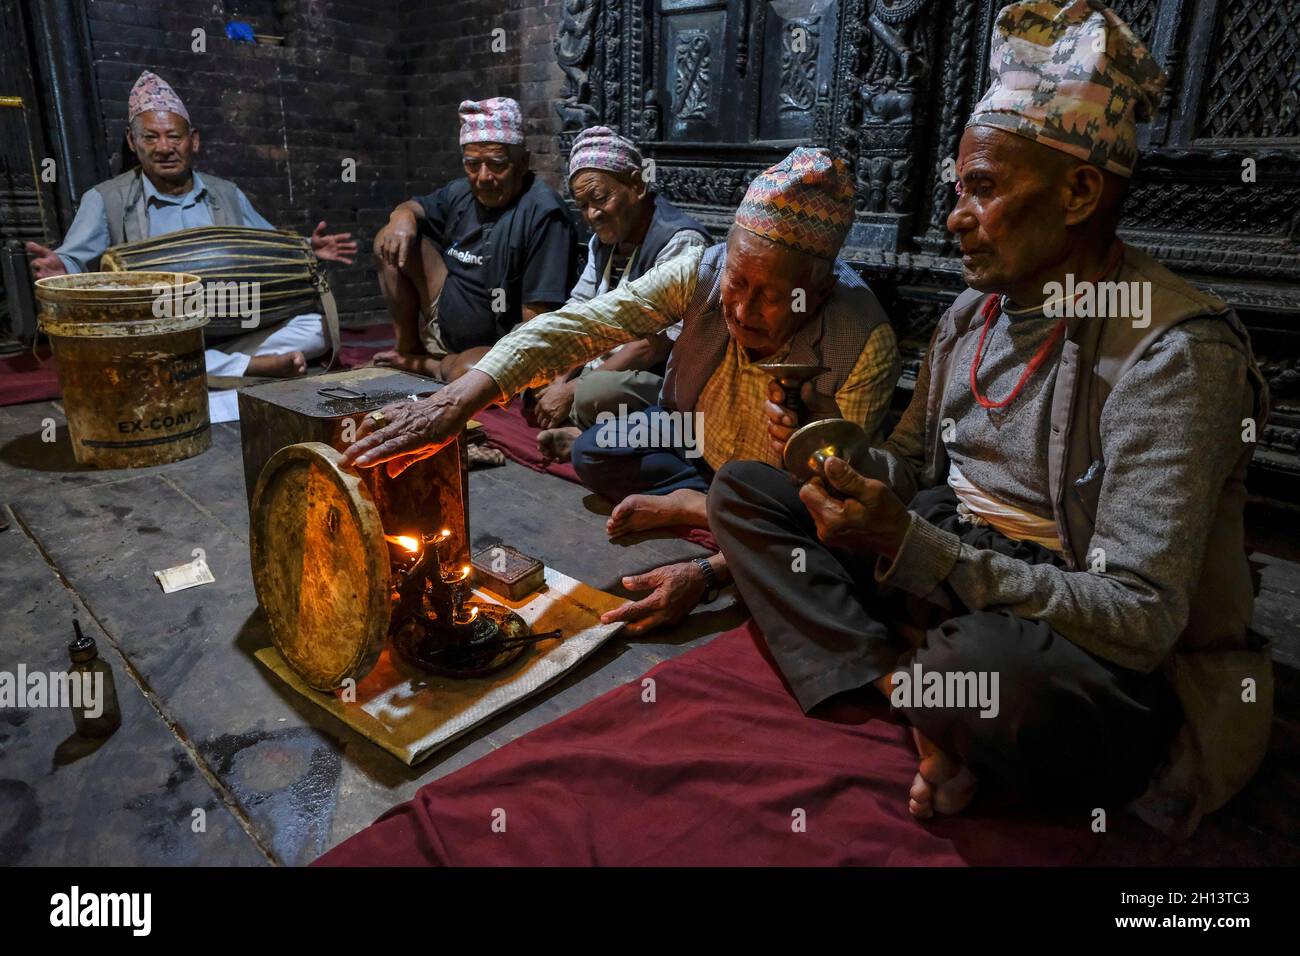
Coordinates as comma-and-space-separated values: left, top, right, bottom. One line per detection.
734, 147, 854, 260
459, 97, 525, 146
128, 71, 190, 124
568, 126, 644, 179
967, 0, 1167, 177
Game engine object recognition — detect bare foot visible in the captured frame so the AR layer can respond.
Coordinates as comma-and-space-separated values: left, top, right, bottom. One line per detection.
373, 349, 443, 379
606, 488, 708, 538
246, 351, 307, 378
538, 426, 582, 464
908, 728, 978, 819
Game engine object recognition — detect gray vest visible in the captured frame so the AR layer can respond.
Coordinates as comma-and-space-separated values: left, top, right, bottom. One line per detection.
95, 168, 245, 246
661, 243, 889, 414
592, 194, 709, 285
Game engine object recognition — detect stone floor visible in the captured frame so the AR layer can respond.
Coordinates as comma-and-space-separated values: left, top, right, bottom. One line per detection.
0, 398, 742, 865
0, 396, 1296, 866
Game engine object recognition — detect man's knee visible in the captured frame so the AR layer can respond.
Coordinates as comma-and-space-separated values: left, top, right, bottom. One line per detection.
571, 370, 628, 426
708, 461, 790, 530
373, 239, 426, 282
915, 612, 1049, 691
569, 424, 608, 486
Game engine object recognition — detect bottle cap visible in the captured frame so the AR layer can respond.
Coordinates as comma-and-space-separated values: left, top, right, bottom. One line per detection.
68, 619, 98, 663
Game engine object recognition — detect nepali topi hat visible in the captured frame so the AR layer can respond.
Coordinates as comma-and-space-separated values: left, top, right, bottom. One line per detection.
734, 147, 854, 260
459, 97, 525, 147
967, 0, 1168, 177
128, 71, 190, 124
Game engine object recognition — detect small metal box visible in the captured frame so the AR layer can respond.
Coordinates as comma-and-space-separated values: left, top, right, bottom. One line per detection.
471, 545, 546, 601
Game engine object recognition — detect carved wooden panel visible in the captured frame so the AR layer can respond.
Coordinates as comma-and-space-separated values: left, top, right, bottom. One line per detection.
1199, 0, 1300, 139
757, 0, 839, 141
659, 1, 734, 141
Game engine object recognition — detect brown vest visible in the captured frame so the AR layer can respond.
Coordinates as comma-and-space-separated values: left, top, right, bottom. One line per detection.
920, 245, 1272, 838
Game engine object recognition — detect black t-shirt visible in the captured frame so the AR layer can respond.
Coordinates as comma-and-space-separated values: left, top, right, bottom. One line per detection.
414, 172, 577, 353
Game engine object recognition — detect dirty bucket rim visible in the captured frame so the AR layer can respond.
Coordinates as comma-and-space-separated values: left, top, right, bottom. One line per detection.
35, 270, 204, 303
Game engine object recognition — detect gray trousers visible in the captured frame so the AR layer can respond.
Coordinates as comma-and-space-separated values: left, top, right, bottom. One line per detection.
708, 460, 1182, 809
569, 368, 664, 431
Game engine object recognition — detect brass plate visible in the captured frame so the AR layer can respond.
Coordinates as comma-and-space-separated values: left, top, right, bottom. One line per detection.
783, 418, 872, 483
250, 442, 391, 690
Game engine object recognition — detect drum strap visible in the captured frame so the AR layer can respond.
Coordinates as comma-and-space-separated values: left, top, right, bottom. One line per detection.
317, 277, 341, 370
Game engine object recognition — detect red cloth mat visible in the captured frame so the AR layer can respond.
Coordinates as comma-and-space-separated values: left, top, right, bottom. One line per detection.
475, 398, 582, 483
0, 326, 393, 408
0, 346, 60, 407
475, 398, 719, 552
336, 324, 394, 370
314, 620, 1102, 866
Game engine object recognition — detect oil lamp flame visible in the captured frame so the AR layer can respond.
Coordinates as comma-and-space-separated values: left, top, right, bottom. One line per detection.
385, 534, 421, 554
455, 564, 472, 582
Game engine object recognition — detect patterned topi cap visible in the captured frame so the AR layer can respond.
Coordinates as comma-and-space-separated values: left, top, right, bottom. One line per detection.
459, 97, 525, 147
967, 0, 1167, 177
128, 71, 190, 124
568, 126, 644, 179
733, 147, 854, 261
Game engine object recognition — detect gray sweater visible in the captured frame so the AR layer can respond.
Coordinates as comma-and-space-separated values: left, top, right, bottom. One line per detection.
872, 303, 1250, 673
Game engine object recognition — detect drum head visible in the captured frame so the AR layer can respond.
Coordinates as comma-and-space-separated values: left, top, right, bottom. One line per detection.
250, 442, 390, 690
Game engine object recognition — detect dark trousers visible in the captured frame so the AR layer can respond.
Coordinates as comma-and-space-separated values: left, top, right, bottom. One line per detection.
708, 460, 1182, 809
570, 405, 713, 501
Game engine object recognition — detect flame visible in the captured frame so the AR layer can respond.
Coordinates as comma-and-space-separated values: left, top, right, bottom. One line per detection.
455, 564, 472, 582
465, 606, 479, 623
385, 534, 421, 554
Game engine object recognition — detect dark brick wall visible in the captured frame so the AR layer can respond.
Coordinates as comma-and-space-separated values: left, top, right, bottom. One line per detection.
82, 0, 567, 325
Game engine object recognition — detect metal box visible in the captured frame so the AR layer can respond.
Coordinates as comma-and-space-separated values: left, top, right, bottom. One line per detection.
237, 367, 470, 567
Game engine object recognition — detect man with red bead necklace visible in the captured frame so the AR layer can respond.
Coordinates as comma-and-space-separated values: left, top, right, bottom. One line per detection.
709, 0, 1271, 837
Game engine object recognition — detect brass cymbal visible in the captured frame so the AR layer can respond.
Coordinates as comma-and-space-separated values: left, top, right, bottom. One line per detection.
783, 418, 872, 484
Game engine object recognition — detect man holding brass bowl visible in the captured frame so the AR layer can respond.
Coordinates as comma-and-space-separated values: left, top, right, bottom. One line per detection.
343, 146, 899, 635
714, 1, 1270, 837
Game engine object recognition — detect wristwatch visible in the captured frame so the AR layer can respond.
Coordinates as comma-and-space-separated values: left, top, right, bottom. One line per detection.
692, 556, 721, 604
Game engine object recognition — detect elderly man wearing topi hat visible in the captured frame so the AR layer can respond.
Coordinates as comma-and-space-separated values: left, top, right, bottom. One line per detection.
26, 70, 357, 380
710, 0, 1271, 835
343, 144, 901, 635
531, 126, 710, 462
372, 97, 577, 383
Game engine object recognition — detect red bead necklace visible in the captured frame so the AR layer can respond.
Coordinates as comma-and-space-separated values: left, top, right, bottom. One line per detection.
968, 242, 1124, 410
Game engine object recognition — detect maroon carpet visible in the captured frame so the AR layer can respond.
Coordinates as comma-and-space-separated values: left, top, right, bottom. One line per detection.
314, 620, 1103, 867
0, 347, 60, 407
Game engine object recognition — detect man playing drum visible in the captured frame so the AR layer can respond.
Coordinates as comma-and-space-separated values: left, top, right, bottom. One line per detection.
25, 70, 357, 380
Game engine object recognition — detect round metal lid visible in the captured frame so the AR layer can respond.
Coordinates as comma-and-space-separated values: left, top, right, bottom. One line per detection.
783, 418, 872, 484
250, 442, 390, 691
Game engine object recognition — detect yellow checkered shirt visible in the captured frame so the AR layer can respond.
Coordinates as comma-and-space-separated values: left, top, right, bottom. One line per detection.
473, 245, 900, 471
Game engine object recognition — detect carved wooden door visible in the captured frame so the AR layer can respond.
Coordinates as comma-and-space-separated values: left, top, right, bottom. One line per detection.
655, 0, 841, 145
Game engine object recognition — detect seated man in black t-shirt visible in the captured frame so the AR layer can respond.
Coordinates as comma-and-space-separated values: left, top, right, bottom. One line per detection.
373, 97, 577, 381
